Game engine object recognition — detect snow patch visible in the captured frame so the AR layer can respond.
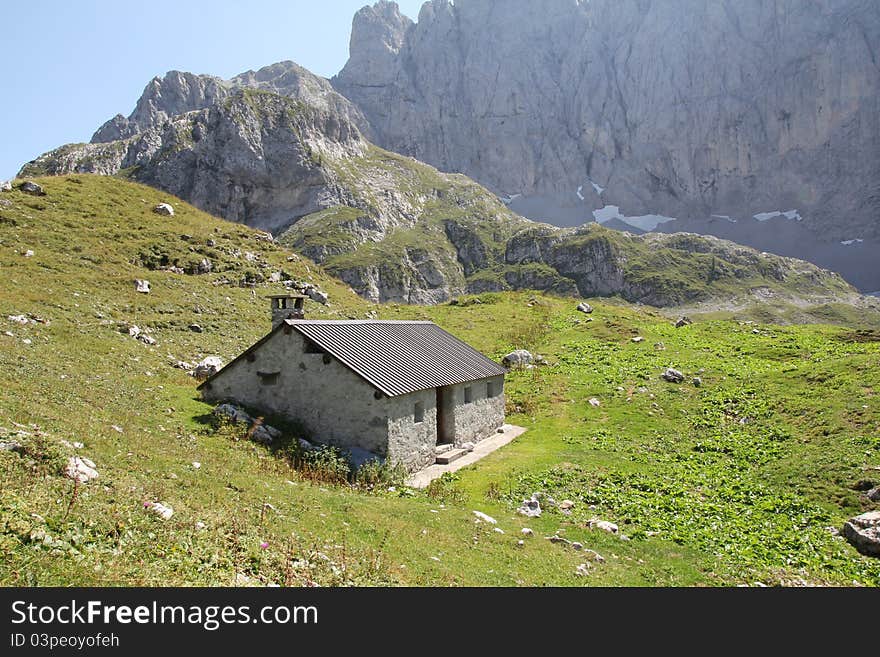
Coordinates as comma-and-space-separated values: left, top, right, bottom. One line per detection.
589, 179, 605, 195
840, 239, 864, 246
576, 186, 585, 201
754, 209, 802, 222
711, 214, 737, 223
593, 205, 676, 231
500, 193, 522, 205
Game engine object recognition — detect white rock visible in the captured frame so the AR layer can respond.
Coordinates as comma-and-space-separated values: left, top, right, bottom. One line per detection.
24, 250, 34, 258
460, 441, 475, 452
588, 397, 601, 407
662, 368, 685, 383
575, 563, 592, 576
127, 325, 141, 338
146, 501, 174, 520
576, 302, 593, 314
631, 336, 644, 343
588, 518, 619, 534
473, 510, 497, 524
493, 527, 505, 534
191, 461, 201, 469
517, 494, 542, 517
64, 456, 98, 483
195, 521, 206, 530
502, 349, 533, 368
111, 425, 123, 433
193, 356, 223, 379
559, 499, 575, 510
8, 315, 29, 325
153, 203, 174, 216
134, 279, 151, 294
843, 510, 880, 557
521, 528, 534, 536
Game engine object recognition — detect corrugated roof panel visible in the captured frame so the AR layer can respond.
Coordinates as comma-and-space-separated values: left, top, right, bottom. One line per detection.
287, 320, 506, 397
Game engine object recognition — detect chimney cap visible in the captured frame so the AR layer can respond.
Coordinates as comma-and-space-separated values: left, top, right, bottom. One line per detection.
266, 293, 307, 299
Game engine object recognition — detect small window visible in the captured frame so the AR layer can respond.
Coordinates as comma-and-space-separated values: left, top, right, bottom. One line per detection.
464, 386, 473, 403
258, 371, 279, 386
414, 401, 424, 423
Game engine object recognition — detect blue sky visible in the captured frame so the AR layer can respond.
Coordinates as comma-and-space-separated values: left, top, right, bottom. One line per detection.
1, 0, 425, 180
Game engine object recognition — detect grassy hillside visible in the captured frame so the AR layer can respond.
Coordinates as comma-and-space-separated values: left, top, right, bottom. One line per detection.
1, 176, 878, 586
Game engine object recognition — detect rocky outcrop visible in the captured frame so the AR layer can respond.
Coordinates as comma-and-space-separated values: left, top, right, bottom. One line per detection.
92, 62, 369, 144
334, 0, 880, 288
22, 90, 366, 234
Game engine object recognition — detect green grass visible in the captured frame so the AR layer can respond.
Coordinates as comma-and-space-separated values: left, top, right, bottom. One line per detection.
1, 176, 878, 586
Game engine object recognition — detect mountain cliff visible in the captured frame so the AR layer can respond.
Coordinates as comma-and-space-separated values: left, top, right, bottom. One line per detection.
333, 0, 880, 288
19, 46, 859, 307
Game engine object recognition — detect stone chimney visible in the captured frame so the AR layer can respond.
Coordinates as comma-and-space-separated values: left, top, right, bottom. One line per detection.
268, 294, 305, 329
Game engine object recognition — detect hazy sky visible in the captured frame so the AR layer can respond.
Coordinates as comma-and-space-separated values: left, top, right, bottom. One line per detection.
1, 0, 425, 180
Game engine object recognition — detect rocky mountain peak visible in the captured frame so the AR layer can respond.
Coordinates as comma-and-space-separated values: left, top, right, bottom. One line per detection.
340, 1, 414, 86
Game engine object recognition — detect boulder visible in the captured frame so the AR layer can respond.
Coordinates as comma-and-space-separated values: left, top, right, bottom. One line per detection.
196, 258, 212, 274
576, 302, 593, 314
502, 349, 533, 368
460, 441, 475, 452
588, 518, 619, 534
153, 203, 174, 216
521, 528, 534, 536
472, 510, 497, 524
675, 317, 692, 328
842, 511, 880, 557
189, 324, 203, 333
250, 423, 281, 446
193, 356, 223, 379
0, 180, 12, 192
145, 501, 174, 520
134, 279, 151, 294
64, 456, 99, 483
575, 563, 592, 576
137, 334, 157, 346
19, 181, 45, 196
588, 397, 601, 407
631, 336, 644, 343
662, 368, 685, 383
693, 377, 702, 387
517, 494, 542, 517
213, 403, 251, 424
306, 288, 329, 305
866, 486, 880, 502
0, 441, 22, 453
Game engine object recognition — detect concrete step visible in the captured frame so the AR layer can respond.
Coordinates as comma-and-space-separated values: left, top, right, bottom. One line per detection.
435, 443, 455, 454
435, 448, 467, 465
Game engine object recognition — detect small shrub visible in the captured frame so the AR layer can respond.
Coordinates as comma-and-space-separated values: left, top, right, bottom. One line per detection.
425, 473, 465, 504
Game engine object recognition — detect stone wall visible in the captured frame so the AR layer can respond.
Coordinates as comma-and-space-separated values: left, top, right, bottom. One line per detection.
202, 329, 390, 457
445, 375, 506, 445
386, 388, 438, 472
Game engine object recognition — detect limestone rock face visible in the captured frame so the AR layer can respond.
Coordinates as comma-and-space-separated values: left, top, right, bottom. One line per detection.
334, 0, 880, 248
92, 62, 369, 144
24, 91, 366, 235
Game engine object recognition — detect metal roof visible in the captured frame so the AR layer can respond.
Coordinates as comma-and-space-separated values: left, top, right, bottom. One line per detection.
286, 320, 506, 397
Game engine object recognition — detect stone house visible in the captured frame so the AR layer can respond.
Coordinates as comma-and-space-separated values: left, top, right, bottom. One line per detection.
198, 296, 506, 472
